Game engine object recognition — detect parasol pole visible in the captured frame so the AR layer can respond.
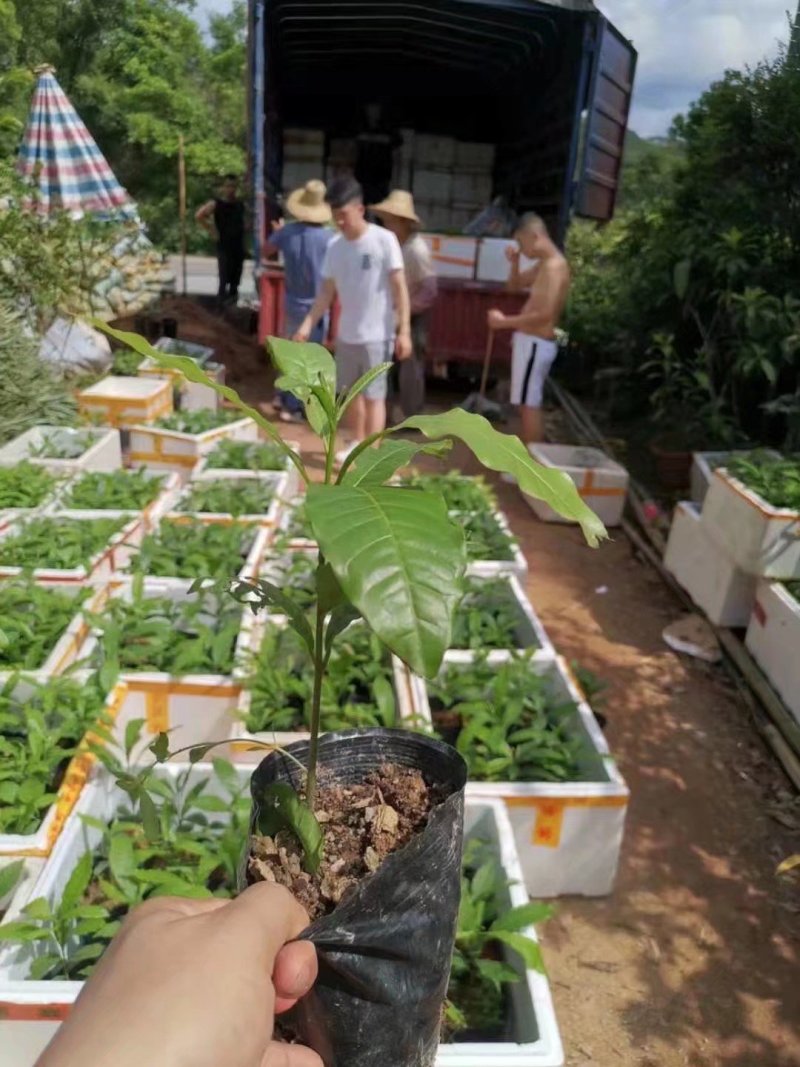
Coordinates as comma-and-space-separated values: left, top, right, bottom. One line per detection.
178, 134, 187, 297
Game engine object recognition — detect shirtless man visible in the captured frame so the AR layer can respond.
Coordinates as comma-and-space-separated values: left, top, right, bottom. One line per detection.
487, 214, 571, 444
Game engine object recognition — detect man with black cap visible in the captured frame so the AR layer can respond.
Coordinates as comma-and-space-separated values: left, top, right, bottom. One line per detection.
294, 177, 411, 462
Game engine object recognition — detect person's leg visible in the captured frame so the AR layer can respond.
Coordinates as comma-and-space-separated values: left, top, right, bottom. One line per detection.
398, 313, 427, 417
335, 341, 369, 448
520, 338, 558, 445
365, 397, 387, 436
345, 395, 367, 440
217, 245, 229, 305
520, 404, 545, 445
229, 252, 245, 303
361, 340, 391, 437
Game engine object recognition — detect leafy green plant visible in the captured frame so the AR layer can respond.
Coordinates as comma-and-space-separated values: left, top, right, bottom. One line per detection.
111, 350, 144, 376
427, 655, 580, 783
0, 860, 26, 914
0, 463, 57, 509
446, 839, 552, 1037
63, 469, 164, 511
727, 452, 800, 510
129, 520, 257, 580
155, 409, 241, 434
205, 439, 289, 471
400, 471, 496, 515
178, 478, 275, 517
94, 325, 604, 874
451, 577, 533, 651
0, 582, 85, 670
0, 516, 127, 571
280, 500, 314, 545
242, 623, 397, 735
27, 431, 92, 461
460, 510, 517, 563
785, 581, 800, 604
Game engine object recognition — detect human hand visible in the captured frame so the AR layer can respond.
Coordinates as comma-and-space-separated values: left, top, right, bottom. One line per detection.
505, 245, 520, 264
487, 308, 506, 330
395, 331, 412, 360
271, 218, 285, 233
38, 883, 320, 1067
292, 321, 312, 343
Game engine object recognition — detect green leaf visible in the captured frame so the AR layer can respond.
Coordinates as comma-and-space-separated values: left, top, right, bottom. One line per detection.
337, 362, 393, 418
255, 782, 323, 875
139, 790, 161, 842
470, 860, 499, 902
269, 337, 336, 437
395, 410, 607, 547
232, 579, 315, 657
124, 718, 146, 759
492, 930, 546, 974
108, 833, 137, 883
324, 604, 362, 662
316, 561, 345, 615
341, 439, 453, 488
212, 758, 239, 792
674, 258, 691, 300
149, 732, 170, 763
306, 484, 466, 677
21, 897, 52, 921
475, 958, 522, 991
0, 921, 48, 942
490, 902, 554, 932
190, 743, 220, 764
0, 860, 25, 899
61, 852, 93, 913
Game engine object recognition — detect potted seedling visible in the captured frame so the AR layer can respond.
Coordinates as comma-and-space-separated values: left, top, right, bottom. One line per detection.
168, 471, 286, 526
129, 406, 258, 473
0, 426, 121, 477
92, 324, 605, 1067
126, 519, 270, 583
193, 436, 302, 496
0, 581, 101, 679
0, 514, 140, 586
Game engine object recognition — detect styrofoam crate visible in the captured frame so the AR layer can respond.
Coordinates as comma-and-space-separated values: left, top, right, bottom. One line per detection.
452, 172, 493, 205
690, 449, 781, 505
0, 512, 144, 587
128, 415, 259, 473
273, 495, 317, 551
701, 466, 800, 579
414, 133, 457, 168
47, 470, 182, 533
664, 501, 757, 627
421, 234, 477, 279
77, 375, 173, 429
745, 580, 800, 727
167, 470, 288, 527
476, 240, 536, 283
123, 520, 271, 585
192, 439, 302, 499
523, 444, 628, 528
0, 679, 127, 860
445, 574, 555, 666
413, 169, 453, 204
454, 141, 496, 173
0, 427, 122, 475
408, 655, 628, 898
462, 509, 528, 580
139, 338, 223, 412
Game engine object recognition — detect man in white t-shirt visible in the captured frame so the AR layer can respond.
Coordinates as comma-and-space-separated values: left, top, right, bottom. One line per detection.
293, 177, 411, 458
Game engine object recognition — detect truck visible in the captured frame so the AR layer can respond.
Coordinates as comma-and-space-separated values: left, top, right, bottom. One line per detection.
248, 0, 637, 368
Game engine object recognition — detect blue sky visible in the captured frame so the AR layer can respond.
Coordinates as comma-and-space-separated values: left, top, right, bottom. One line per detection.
196, 0, 797, 136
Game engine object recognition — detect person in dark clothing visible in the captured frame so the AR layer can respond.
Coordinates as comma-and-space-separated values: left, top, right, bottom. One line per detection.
196, 175, 246, 305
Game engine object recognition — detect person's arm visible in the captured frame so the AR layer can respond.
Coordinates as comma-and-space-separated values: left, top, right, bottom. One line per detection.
488, 265, 570, 332
195, 200, 217, 239
36, 884, 320, 1067
263, 219, 285, 260
504, 246, 539, 293
293, 277, 336, 342
410, 274, 437, 314
390, 268, 412, 359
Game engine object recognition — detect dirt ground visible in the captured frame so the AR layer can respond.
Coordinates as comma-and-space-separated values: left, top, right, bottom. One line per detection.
145, 300, 800, 1067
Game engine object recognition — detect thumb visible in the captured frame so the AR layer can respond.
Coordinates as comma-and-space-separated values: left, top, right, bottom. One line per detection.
217, 882, 311, 970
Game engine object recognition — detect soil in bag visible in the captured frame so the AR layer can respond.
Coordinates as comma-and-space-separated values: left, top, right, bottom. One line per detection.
245, 728, 467, 1067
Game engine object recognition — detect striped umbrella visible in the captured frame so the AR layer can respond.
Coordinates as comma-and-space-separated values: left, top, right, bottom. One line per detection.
17, 67, 136, 219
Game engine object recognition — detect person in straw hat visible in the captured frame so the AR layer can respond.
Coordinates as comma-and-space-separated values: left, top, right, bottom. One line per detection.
264, 179, 335, 421
371, 190, 437, 417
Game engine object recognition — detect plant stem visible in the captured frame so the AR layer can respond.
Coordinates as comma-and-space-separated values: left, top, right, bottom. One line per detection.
305, 597, 326, 809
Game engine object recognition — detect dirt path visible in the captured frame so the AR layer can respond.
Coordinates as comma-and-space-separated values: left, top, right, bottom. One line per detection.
155, 302, 800, 1067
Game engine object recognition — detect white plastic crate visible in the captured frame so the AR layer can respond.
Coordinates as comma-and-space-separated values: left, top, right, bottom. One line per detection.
664, 501, 757, 627
77, 375, 173, 429
463, 509, 528, 580
445, 574, 555, 666
701, 466, 800, 579
128, 415, 258, 474
0, 426, 121, 475
0, 512, 144, 587
745, 580, 800, 727
168, 470, 288, 527
523, 444, 628, 529
409, 655, 628, 897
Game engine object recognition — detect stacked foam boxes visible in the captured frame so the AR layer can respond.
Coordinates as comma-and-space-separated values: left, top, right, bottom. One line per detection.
452, 140, 495, 232
282, 128, 325, 192
412, 134, 456, 233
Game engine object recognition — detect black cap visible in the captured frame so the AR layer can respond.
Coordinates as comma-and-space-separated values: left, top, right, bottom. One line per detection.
326, 176, 363, 209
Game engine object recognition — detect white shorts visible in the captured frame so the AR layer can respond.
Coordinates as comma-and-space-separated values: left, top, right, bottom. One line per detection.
510, 332, 558, 408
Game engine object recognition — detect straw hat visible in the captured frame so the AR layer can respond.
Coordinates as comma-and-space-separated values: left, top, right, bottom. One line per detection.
286, 179, 332, 224
370, 189, 421, 225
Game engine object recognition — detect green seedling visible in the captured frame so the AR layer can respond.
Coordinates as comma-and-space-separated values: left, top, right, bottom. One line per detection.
155, 409, 241, 434
178, 479, 275, 517
93, 324, 605, 875
27, 432, 91, 461
63, 469, 163, 511
129, 520, 257, 580
459, 510, 517, 562
205, 439, 289, 471
401, 471, 496, 515
451, 577, 532, 651
111, 350, 144, 376
785, 581, 800, 603
427, 654, 580, 783
0, 462, 57, 508
0, 582, 85, 671
0, 516, 126, 571
280, 500, 314, 545
727, 452, 800, 511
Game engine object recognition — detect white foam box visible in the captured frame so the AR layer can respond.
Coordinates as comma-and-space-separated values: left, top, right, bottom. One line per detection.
409, 655, 629, 898
701, 465, 800, 579
0, 679, 127, 862
283, 161, 324, 190
476, 239, 537, 283
76, 375, 173, 429
437, 797, 563, 1067
123, 520, 271, 586
452, 172, 493, 205
664, 501, 757, 626
445, 574, 555, 666
454, 140, 496, 173
0, 426, 121, 475
47, 470, 182, 533
464, 509, 528, 581
745, 580, 800, 727
128, 415, 259, 474
524, 444, 628, 529
421, 234, 477, 279
100, 578, 245, 751
690, 449, 781, 505
193, 441, 302, 500
413, 169, 454, 204
167, 470, 288, 527
0, 859, 46, 926
0, 511, 144, 587
414, 133, 457, 168
139, 336, 222, 412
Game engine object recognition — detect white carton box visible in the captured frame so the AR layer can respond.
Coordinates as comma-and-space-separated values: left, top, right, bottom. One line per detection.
702, 467, 800, 579
665, 501, 757, 627
523, 444, 628, 528
413, 169, 453, 204
477, 240, 536, 283
421, 234, 477, 279
452, 172, 493, 205
414, 133, 457, 168
745, 580, 800, 726
0, 427, 121, 475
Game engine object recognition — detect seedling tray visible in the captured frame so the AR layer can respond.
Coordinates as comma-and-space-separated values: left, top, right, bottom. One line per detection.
124, 520, 271, 584
0, 426, 122, 477
193, 438, 302, 499
128, 415, 258, 473
460, 509, 528, 579
446, 575, 555, 665
168, 470, 288, 527
46, 470, 181, 533
77, 375, 173, 429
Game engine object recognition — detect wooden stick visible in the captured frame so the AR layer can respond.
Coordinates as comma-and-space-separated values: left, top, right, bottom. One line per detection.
761, 724, 800, 792
479, 330, 494, 398
178, 134, 187, 298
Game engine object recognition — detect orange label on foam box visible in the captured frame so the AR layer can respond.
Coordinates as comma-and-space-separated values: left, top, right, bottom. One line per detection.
504, 795, 628, 849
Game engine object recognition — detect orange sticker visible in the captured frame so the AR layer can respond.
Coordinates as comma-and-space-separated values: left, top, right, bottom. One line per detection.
145, 690, 170, 733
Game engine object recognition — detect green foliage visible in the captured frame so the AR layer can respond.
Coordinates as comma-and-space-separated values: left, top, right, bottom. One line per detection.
179, 478, 275, 518
428, 655, 580, 783
0, 582, 84, 670
460, 510, 517, 563
0, 463, 57, 508
63, 469, 163, 511
129, 520, 256, 580
785, 580, 800, 603
155, 409, 241, 434
110, 350, 144, 376
204, 439, 290, 472
0, 516, 126, 571
452, 577, 534, 651
27, 431, 92, 460
399, 471, 496, 514
727, 452, 800, 510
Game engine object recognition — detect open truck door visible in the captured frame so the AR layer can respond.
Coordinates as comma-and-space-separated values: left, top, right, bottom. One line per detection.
575, 14, 637, 222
